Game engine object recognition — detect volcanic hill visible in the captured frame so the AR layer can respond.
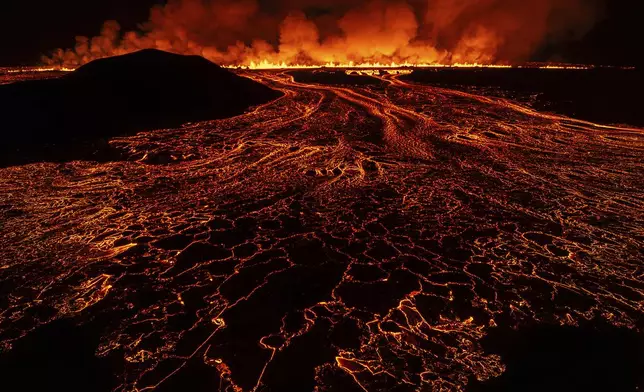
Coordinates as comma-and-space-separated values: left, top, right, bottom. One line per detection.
0, 49, 282, 166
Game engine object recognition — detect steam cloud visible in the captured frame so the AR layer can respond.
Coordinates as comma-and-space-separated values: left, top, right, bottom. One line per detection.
43, 0, 601, 67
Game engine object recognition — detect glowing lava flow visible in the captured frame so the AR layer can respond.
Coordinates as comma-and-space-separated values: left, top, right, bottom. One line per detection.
225, 61, 599, 70
0, 68, 642, 392
231, 60, 517, 70
20, 60, 601, 73
4, 66, 75, 73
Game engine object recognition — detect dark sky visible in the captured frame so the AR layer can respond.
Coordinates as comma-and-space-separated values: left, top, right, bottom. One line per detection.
0, 0, 161, 65
537, 0, 644, 66
0, 0, 642, 66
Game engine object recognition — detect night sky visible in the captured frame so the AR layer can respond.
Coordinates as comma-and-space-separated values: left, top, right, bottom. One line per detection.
1, 0, 642, 66
1, 0, 161, 65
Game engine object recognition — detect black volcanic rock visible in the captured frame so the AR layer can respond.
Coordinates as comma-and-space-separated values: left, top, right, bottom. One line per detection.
0, 49, 282, 166
288, 70, 383, 86
468, 319, 644, 392
401, 67, 644, 126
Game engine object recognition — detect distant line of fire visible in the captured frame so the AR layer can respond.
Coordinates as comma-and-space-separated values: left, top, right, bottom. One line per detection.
5, 62, 636, 73
230, 61, 607, 70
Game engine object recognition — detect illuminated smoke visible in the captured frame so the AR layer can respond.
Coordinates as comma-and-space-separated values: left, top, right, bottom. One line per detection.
43, 0, 601, 67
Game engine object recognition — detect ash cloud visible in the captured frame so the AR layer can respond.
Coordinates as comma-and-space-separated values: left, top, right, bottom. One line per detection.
44, 0, 602, 67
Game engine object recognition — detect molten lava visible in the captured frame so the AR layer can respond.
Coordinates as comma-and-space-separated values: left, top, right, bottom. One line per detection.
15, 61, 598, 73
0, 66, 642, 391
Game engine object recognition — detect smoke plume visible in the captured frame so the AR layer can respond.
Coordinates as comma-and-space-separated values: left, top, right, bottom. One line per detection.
43, 0, 602, 67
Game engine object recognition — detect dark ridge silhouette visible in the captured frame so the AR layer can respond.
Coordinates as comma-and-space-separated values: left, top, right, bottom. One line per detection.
288, 70, 383, 86
0, 49, 282, 167
468, 319, 644, 392
402, 68, 644, 126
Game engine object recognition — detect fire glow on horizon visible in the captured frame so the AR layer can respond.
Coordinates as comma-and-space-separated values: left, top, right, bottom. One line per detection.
42, 0, 605, 69
11, 61, 601, 73
231, 61, 596, 70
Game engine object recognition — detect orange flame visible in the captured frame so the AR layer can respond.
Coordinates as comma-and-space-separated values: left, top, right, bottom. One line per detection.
41, 0, 603, 69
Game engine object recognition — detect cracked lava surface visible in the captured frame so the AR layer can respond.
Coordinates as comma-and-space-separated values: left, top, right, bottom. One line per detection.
1, 69, 643, 391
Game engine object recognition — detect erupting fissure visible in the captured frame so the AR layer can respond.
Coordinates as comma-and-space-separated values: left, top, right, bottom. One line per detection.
42, 0, 602, 69
17, 62, 599, 73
